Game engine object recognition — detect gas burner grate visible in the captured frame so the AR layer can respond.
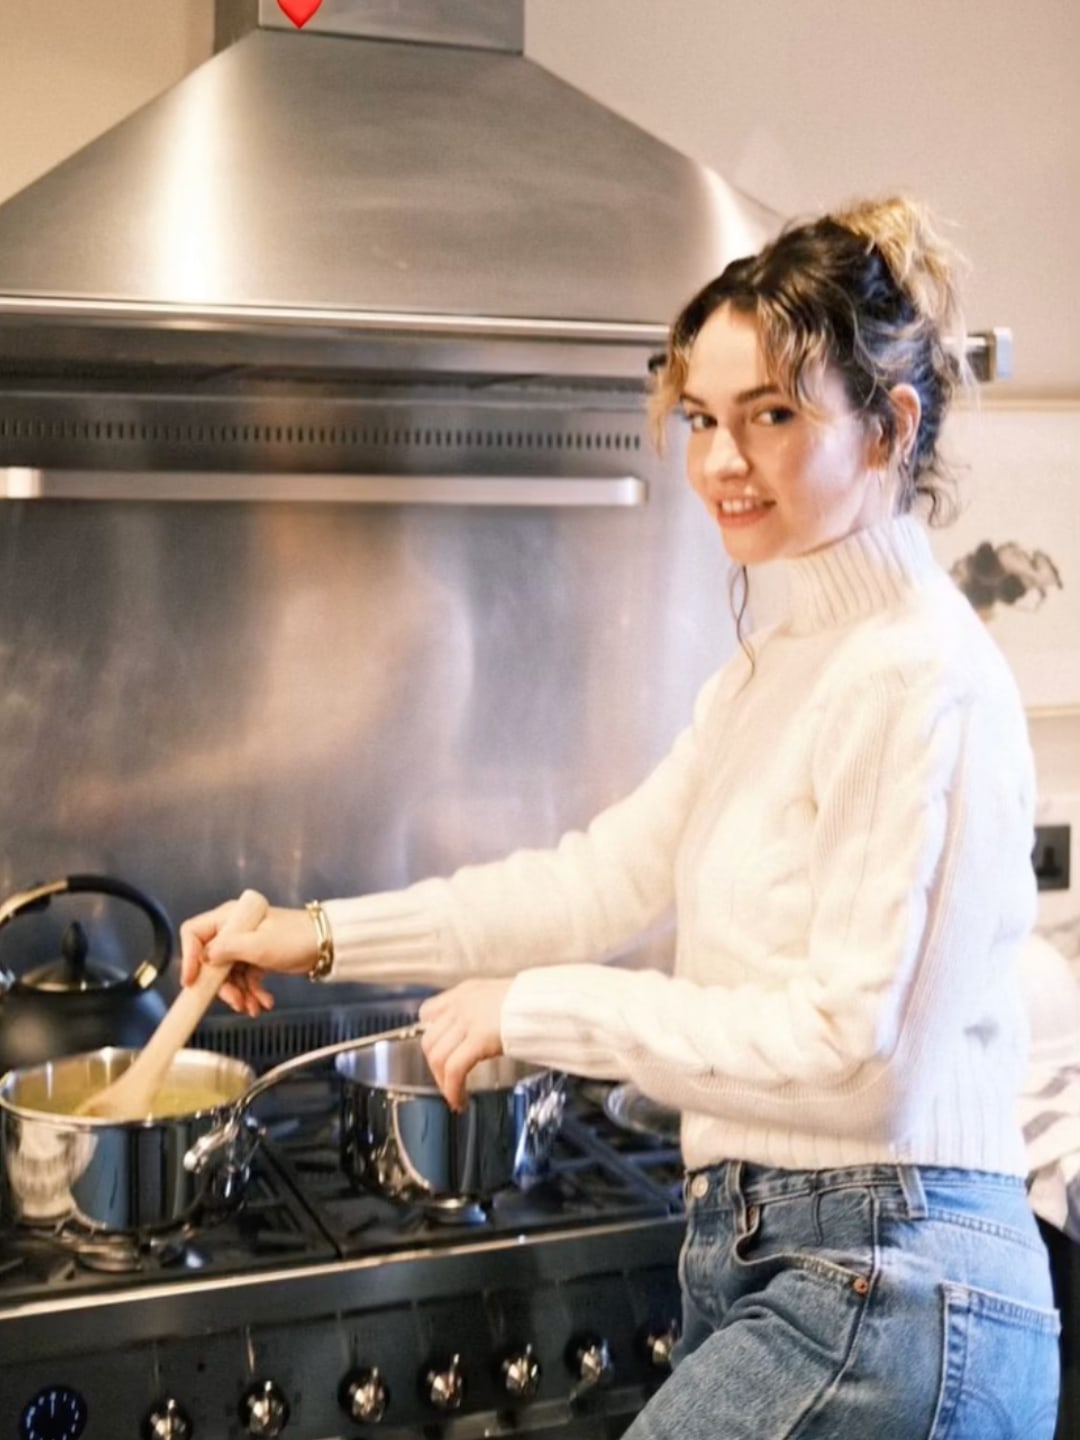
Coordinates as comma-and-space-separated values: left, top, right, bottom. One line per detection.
256, 1074, 684, 1261
0, 1156, 338, 1305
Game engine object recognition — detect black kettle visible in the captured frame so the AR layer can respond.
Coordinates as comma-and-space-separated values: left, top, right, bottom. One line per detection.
0, 873, 172, 1074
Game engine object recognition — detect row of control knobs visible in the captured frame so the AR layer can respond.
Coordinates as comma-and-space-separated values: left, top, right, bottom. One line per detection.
142, 1325, 680, 1438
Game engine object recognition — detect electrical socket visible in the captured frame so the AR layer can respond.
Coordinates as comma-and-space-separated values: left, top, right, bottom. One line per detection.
1033, 824, 1072, 892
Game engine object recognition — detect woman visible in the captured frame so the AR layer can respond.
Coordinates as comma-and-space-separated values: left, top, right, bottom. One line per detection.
181, 197, 1060, 1438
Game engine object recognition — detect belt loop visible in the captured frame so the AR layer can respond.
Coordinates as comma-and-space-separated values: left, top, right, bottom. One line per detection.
898, 1164, 928, 1219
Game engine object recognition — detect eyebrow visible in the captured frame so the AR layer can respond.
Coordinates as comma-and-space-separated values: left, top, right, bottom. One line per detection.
680, 384, 784, 408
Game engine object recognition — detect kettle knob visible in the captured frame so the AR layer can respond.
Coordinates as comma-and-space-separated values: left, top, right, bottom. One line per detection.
60, 922, 90, 984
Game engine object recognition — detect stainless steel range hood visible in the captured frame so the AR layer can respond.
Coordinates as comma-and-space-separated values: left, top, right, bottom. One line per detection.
0, 0, 777, 385
0, 0, 1009, 499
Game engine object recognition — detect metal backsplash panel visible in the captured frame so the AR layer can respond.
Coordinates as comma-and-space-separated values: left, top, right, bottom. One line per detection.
0, 422, 735, 997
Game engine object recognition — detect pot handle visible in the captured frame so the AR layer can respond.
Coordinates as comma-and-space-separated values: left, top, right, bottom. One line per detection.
0, 874, 173, 990
183, 1023, 424, 1175
514, 1073, 567, 1177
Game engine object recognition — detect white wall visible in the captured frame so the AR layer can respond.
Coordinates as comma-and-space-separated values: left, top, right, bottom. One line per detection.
526, 0, 1080, 400
0, 0, 213, 203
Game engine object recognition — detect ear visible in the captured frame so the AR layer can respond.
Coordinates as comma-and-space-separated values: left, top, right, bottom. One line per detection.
887, 383, 922, 469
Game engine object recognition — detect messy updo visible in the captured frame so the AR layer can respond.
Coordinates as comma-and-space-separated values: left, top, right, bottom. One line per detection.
650, 195, 971, 525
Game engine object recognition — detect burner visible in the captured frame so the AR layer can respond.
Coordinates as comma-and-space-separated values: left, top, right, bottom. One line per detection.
423, 1195, 489, 1226
11, 1220, 198, 1276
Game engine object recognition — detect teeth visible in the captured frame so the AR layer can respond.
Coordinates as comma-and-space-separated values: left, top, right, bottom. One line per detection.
718, 497, 765, 515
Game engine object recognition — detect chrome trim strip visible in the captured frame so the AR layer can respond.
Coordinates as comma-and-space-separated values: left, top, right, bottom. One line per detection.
0, 470, 649, 508
0, 294, 668, 344
0, 1216, 670, 1324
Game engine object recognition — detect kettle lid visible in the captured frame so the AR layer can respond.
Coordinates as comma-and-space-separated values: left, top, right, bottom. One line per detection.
18, 920, 129, 993
0, 873, 172, 996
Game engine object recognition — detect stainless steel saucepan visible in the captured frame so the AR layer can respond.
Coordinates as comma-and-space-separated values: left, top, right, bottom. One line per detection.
0, 1044, 258, 1231
335, 1034, 565, 1204
188, 1028, 565, 1206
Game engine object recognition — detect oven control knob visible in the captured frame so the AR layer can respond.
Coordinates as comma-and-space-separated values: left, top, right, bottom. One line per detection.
568, 1336, 614, 1392
340, 1366, 390, 1424
642, 1320, 681, 1371
502, 1345, 542, 1399
143, 1398, 193, 1440
240, 1380, 290, 1438
425, 1353, 465, 1411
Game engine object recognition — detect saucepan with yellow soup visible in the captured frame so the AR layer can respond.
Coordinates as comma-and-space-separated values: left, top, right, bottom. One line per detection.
0, 1044, 258, 1230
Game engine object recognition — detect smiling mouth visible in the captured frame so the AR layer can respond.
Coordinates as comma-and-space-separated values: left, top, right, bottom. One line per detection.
714, 496, 774, 525
717, 497, 770, 516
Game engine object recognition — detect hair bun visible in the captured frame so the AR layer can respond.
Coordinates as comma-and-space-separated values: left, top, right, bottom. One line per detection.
833, 195, 965, 337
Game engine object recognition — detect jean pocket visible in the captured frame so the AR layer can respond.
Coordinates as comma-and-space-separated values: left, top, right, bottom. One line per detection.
734, 1184, 877, 1292
930, 1282, 1061, 1440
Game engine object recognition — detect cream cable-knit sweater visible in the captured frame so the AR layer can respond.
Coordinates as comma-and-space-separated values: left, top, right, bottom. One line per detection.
325, 516, 1037, 1175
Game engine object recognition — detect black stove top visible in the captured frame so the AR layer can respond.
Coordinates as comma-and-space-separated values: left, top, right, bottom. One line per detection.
0, 1021, 688, 1440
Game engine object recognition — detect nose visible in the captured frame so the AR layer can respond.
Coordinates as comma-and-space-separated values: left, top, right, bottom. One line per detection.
701, 426, 748, 479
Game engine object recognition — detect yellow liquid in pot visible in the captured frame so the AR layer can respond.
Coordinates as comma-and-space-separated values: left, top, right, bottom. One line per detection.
16, 1076, 238, 1120
120, 1084, 234, 1119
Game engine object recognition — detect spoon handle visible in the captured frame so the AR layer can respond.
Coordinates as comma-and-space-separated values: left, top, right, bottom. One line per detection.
80, 888, 268, 1117
133, 888, 269, 1088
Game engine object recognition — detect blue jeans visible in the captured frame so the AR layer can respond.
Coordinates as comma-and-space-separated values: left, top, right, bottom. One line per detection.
623, 1162, 1060, 1439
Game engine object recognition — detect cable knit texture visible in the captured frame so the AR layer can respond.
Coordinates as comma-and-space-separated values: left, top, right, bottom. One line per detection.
325, 516, 1037, 1175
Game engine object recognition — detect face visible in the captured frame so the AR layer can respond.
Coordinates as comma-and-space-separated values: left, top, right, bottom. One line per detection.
680, 305, 893, 565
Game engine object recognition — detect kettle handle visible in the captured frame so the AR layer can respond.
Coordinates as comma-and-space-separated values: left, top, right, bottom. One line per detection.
0, 874, 173, 990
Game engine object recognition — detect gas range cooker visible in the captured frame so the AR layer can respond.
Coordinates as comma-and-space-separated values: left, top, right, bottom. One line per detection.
0, 1006, 686, 1440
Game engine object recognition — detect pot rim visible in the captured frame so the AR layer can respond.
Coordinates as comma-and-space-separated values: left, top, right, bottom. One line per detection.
0, 1045, 255, 1129
334, 1043, 552, 1099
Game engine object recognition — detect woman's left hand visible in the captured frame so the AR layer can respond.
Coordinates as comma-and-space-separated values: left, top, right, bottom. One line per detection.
419, 978, 513, 1111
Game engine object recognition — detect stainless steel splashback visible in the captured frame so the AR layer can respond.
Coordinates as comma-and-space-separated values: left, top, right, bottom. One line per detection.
0, 410, 733, 996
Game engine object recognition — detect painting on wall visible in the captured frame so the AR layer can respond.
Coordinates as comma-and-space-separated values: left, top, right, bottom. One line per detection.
930, 405, 1080, 712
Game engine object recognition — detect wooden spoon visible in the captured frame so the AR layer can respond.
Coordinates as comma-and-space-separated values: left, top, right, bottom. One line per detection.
77, 887, 269, 1120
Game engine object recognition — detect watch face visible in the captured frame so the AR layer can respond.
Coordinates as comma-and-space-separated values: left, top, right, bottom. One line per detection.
20, 1387, 88, 1440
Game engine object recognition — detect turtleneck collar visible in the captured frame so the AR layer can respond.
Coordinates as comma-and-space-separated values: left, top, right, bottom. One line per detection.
783, 515, 939, 635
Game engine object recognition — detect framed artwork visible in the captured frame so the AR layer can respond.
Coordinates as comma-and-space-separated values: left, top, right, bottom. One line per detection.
929, 404, 1080, 713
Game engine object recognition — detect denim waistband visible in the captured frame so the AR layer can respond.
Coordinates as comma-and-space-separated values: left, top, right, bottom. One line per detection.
682, 1161, 1027, 1218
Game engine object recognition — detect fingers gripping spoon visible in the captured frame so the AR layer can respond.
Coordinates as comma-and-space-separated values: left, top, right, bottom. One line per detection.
76, 888, 269, 1120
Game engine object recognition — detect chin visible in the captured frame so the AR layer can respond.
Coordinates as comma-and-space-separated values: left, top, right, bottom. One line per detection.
717, 529, 783, 568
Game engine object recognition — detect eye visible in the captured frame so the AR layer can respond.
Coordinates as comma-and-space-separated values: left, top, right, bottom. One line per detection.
681, 411, 715, 432
755, 406, 796, 427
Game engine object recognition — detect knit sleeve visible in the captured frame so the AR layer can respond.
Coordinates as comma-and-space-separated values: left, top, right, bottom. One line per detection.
323, 669, 726, 986
500, 664, 1036, 1136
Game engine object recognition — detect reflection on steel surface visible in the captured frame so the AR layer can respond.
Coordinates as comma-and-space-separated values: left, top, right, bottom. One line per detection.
0, 409, 732, 979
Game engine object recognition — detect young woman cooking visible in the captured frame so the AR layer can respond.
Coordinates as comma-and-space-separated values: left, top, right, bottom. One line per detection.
181, 196, 1060, 1438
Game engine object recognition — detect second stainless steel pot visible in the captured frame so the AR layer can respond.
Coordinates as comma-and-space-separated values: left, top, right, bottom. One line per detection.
336, 1036, 564, 1204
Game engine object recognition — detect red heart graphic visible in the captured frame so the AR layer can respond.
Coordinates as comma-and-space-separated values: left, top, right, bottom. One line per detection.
277, 0, 324, 27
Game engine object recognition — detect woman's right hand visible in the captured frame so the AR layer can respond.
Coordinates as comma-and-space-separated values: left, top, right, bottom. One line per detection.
179, 897, 319, 1017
